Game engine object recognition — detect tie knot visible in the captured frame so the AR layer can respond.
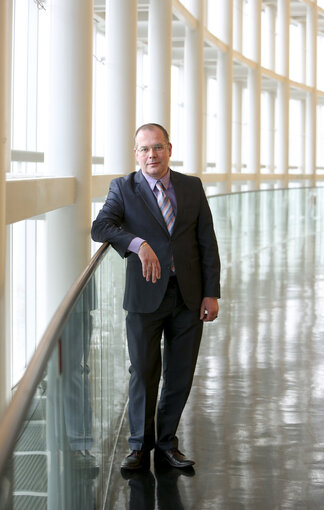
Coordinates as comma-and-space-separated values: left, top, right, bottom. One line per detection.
156, 181, 164, 192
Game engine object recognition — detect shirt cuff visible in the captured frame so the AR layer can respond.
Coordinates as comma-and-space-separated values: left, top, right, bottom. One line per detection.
128, 237, 145, 254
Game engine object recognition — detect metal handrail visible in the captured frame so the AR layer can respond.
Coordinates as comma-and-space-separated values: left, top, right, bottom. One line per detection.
0, 242, 110, 478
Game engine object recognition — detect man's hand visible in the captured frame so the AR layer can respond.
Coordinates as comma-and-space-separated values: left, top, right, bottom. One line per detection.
138, 243, 161, 283
200, 297, 219, 322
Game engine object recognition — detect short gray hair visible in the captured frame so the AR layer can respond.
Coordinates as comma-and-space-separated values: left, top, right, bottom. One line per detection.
134, 123, 170, 147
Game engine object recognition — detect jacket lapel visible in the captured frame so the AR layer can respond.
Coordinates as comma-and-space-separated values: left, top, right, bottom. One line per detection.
134, 170, 168, 233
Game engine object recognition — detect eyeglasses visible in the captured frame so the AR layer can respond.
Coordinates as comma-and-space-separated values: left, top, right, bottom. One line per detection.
136, 144, 169, 155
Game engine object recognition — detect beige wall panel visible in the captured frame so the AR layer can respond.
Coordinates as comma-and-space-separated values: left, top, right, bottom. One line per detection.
6, 177, 75, 224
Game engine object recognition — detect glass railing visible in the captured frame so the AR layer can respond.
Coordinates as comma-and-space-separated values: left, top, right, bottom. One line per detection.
0, 186, 323, 509
207, 186, 322, 276
0, 243, 128, 510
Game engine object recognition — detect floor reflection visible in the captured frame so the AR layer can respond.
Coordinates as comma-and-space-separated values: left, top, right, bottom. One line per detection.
121, 463, 195, 510
105, 188, 324, 509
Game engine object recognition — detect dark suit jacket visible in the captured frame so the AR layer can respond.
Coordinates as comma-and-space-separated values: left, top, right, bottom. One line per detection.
91, 169, 221, 313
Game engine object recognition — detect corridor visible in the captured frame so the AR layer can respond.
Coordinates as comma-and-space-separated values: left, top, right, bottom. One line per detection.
106, 188, 324, 509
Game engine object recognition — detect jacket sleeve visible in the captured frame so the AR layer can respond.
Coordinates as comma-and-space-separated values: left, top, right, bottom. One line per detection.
197, 181, 221, 298
91, 179, 136, 258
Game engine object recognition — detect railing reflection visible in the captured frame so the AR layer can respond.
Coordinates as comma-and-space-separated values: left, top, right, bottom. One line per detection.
0, 245, 127, 509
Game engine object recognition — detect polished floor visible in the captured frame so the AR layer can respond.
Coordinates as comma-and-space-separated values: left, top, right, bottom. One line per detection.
105, 188, 324, 509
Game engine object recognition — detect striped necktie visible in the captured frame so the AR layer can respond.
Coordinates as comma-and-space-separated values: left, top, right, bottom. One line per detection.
156, 181, 175, 272
156, 181, 176, 235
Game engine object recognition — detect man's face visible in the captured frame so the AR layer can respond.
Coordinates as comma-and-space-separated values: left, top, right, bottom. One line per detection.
134, 127, 172, 180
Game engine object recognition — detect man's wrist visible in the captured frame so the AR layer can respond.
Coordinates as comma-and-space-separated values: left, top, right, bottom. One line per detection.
139, 241, 148, 251
128, 237, 145, 254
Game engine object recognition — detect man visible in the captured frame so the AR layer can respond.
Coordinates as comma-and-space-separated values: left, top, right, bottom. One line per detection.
91, 123, 220, 470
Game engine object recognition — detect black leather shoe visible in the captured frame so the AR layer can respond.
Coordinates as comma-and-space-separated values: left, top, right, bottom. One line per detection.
155, 448, 195, 468
121, 450, 150, 470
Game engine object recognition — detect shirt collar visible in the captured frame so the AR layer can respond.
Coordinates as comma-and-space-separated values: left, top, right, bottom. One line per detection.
142, 168, 171, 191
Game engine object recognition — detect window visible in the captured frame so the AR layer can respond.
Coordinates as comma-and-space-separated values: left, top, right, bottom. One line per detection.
11, 0, 49, 176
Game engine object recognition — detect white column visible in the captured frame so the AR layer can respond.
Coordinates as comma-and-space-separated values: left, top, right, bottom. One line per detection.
183, 0, 204, 175
0, 2, 7, 416
247, 0, 261, 189
202, 69, 208, 174
216, 1, 233, 191
306, 4, 316, 88
301, 22, 306, 84
266, 91, 275, 173
217, 0, 233, 45
233, 0, 243, 52
247, 68, 261, 187
277, 0, 289, 77
147, 0, 172, 131
105, 0, 137, 174
306, 93, 315, 178
217, 51, 232, 182
232, 82, 242, 174
264, 5, 276, 71
249, 0, 261, 63
277, 82, 289, 185
300, 99, 306, 174
0, 0, 12, 416
306, 5, 317, 183
46, 0, 93, 319
277, 0, 289, 186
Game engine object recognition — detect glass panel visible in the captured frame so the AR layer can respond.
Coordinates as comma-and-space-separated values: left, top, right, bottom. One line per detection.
1, 246, 127, 509
11, 0, 48, 162
290, 22, 304, 83
2, 189, 324, 508
11, 218, 46, 388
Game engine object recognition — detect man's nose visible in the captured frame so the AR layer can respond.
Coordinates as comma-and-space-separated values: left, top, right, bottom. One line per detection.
148, 146, 158, 156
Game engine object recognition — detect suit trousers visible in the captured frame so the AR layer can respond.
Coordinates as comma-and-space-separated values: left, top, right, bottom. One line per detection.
126, 276, 203, 452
